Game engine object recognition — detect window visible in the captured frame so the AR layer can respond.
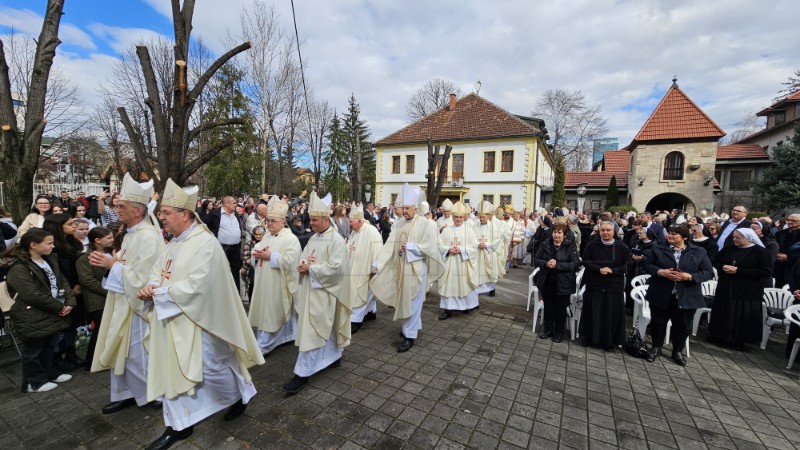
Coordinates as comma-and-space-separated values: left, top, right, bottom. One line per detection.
663, 151, 684, 180
590, 199, 601, 210
391, 156, 400, 173
483, 151, 496, 172
499, 195, 512, 208
390, 193, 398, 205
501, 151, 513, 172
482, 194, 495, 204
714, 170, 721, 186
728, 170, 752, 190
452, 154, 464, 180
775, 111, 785, 125
405, 155, 415, 174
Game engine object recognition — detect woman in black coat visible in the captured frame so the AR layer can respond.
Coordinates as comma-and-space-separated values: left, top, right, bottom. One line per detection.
708, 228, 772, 350
580, 221, 630, 350
643, 224, 714, 366
689, 223, 718, 264
751, 220, 779, 287
534, 222, 580, 343
379, 211, 392, 244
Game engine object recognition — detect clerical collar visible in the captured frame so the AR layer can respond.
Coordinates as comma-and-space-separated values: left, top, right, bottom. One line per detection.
127, 219, 145, 233
173, 222, 197, 243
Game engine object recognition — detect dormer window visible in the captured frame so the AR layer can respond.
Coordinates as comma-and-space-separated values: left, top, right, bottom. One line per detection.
775, 111, 785, 125
663, 151, 684, 180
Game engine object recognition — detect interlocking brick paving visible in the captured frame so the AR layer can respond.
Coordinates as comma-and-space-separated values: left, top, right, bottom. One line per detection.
1, 266, 798, 449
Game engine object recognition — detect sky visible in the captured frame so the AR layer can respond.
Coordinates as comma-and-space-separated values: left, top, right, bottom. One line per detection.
1, 0, 798, 151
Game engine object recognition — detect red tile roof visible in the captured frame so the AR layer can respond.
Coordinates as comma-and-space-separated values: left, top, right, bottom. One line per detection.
756, 90, 800, 116
602, 150, 630, 173
565, 171, 628, 188
716, 144, 769, 160
375, 93, 542, 146
632, 85, 725, 144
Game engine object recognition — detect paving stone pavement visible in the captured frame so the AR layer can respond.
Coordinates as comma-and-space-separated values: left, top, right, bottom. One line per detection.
1, 266, 800, 449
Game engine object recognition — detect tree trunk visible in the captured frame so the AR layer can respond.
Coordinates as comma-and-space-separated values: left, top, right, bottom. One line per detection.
425, 138, 452, 207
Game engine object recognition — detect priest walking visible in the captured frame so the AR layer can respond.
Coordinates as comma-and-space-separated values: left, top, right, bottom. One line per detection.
283, 192, 352, 394
89, 173, 164, 414
475, 201, 502, 297
137, 179, 264, 450
371, 184, 444, 352
347, 205, 384, 334
248, 196, 301, 356
437, 201, 479, 319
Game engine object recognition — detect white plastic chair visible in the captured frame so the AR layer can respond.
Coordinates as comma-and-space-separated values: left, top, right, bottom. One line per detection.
692, 280, 716, 336
782, 284, 791, 292
761, 288, 795, 349
631, 275, 651, 332
784, 305, 800, 379
712, 267, 718, 281
527, 267, 540, 312
568, 285, 586, 340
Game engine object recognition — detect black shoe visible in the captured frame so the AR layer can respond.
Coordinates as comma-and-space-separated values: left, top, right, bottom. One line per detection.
552, 333, 563, 343
488, 290, 496, 297
538, 329, 553, 340
150, 400, 163, 409
223, 399, 247, 421
351, 322, 362, 334
733, 343, 746, 351
647, 346, 662, 362
672, 351, 686, 366
364, 311, 377, 321
145, 426, 193, 450
102, 398, 137, 414
398, 338, 414, 353
438, 311, 452, 320
283, 375, 309, 394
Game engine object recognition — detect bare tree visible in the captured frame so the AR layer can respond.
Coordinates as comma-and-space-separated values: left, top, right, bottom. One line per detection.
91, 95, 127, 181
116, 0, 252, 190
425, 138, 452, 207
406, 78, 463, 122
305, 98, 332, 190
0, 0, 66, 221
722, 112, 764, 144
533, 89, 608, 171
776, 69, 800, 101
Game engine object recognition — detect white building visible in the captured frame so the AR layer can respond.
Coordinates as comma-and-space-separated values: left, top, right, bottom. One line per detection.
374, 93, 554, 212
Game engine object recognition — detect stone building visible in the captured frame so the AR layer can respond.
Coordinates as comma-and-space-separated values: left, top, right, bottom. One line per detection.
551, 80, 772, 214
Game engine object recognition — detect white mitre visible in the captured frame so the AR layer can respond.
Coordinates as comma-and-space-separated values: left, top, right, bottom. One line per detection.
451, 201, 468, 217
118, 173, 153, 205
478, 200, 495, 215
418, 201, 430, 216
349, 202, 365, 220
266, 195, 289, 220
161, 178, 199, 211
393, 191, 403, 207
401, 183, 421, 207
440, 198, 453, 211
308, 191, 332, 217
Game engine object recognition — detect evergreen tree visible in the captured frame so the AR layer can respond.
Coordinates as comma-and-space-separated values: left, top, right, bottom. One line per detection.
201, 64, 262, 197
605, 175, 619, 209
342, 94, 374, 203
551, 158, 567, 208
754, 125, 800, 209
323, 113, 350, 201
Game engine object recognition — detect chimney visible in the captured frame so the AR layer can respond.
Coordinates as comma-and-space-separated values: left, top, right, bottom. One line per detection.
449, 93, 456, 111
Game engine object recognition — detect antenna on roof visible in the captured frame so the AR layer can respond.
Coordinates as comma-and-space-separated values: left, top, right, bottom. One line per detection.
671, 76, 678, 88
474, 80, 482, 95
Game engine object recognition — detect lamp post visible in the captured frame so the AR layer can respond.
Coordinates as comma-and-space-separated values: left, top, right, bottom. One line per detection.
577, 184, 587, 213
365, 184, 371, 203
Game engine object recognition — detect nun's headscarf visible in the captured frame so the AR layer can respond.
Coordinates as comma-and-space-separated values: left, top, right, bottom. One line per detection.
733, 228, 764, 248
754, 219, 773, 238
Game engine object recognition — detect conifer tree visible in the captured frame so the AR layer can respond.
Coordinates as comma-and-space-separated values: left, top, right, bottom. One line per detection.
754, 125, 800, 209
605, 175, 619, 209
552, 158, 567, 208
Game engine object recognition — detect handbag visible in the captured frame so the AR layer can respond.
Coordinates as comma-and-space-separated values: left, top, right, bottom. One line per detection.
624, 328, 652, 361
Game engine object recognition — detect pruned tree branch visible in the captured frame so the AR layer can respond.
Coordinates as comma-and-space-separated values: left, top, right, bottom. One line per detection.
189, 42, 251, 103
118, 106, 158, 183
181, 136, 235, 179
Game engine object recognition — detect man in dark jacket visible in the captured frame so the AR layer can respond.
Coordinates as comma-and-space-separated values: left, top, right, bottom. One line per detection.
643, 225, 714, 366
716, 205, 751, 250
775, 214, 800, 288
206, 196, 247, 290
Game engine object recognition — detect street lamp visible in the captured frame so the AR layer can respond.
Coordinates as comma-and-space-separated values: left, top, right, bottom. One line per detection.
577, 184, 587, 213
365, 184, 371, 202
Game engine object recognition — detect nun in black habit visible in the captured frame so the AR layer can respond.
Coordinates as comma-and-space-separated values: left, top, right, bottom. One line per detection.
580, 221, 630, 350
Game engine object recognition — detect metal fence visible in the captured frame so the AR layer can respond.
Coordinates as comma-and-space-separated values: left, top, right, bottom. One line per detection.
33, 182, 118, 197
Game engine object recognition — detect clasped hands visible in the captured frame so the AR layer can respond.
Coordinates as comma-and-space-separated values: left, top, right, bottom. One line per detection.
252, 248, 272, 261
448, 246, 461, 256
721, 264, 738, 275
58, 305, 72, 317
546, 259, 557, 269
298, 255, 316, 274
658, 268, 693, 281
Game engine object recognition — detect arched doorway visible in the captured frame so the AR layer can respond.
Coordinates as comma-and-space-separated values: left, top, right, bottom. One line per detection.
644, 193, 696, 215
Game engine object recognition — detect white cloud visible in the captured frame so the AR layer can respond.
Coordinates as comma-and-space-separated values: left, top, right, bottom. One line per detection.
88, 23, 170, 54
0, 7, 96, 50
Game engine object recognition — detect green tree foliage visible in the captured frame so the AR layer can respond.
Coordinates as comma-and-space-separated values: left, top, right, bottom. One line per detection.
323, 94, 374, 202
201, 64, 262, 197
605, 175, 619, 209
754, 125, 800, 210
551, 157, 566, 208
323, 112, 350, 201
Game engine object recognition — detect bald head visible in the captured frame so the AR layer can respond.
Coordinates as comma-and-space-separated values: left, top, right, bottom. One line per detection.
256, 203, 268, 218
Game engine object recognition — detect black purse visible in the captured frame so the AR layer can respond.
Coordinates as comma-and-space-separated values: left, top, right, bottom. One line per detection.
624, 328, 653, 360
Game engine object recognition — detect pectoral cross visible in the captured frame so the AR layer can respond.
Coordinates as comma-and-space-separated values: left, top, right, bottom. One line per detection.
258, 247, 269, 268
348, 241, 357, 258
159, 259, 173, 286
118, 249, 127, 265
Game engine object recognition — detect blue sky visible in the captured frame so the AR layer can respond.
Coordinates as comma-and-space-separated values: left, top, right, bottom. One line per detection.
2, 0, 798, 151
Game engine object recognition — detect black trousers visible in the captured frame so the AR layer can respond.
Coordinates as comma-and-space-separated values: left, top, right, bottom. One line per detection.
542, 277, 570, 334
21, 335, 59, 390
222, 243, 242, 290
84, 309, 104, 366
650, 294, 694, 352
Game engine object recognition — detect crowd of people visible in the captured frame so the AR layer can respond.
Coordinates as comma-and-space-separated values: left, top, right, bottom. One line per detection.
1, 178, 800, 449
